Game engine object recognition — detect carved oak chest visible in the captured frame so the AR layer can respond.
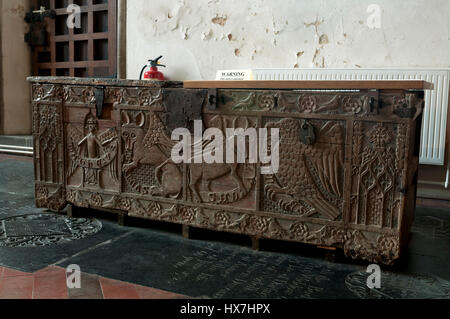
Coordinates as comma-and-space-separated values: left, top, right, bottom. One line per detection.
28, 77, 431, 265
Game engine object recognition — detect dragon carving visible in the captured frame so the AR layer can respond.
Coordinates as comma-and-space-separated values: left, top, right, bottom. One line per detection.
121, 111, 256, 204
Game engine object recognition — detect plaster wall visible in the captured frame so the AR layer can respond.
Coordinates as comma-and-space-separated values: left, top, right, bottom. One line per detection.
126, 0, 450, 81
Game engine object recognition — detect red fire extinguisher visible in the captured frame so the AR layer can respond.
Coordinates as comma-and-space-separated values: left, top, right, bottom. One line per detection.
139, 56, 166, 80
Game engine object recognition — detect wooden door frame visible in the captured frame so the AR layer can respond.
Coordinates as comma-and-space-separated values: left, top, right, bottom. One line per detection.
117, 0, 126, 79
31, 0, 118, 78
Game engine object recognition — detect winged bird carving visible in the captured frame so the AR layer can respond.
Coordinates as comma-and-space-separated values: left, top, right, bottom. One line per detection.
264, 118, 344, 220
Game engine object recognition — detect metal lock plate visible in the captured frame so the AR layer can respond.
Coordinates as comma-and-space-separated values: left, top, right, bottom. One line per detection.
94, 86, 105, 118
368, 89, 380, 115
163, 89, 208, 133
207, 89, 217, 110
299, 120, 316, 145
393, 92, 419, 118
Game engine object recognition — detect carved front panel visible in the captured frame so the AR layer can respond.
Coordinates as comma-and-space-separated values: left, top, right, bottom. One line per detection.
120, 110, 183, 198
65, 110, 119, 193
350, 120, 410, 229
262, 117, 347, 221
119, 109, 259, 210
62, 84, 121, 209
190, 114, 258, 209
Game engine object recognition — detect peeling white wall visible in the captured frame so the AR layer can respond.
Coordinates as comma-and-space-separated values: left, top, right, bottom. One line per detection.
126, 0, 450, 81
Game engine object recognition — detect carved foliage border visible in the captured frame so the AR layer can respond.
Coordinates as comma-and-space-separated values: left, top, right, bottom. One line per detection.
65, 188, 400, 264
35, 183, 67, 212
222, 90, 421, 119
105, 87, 163, 107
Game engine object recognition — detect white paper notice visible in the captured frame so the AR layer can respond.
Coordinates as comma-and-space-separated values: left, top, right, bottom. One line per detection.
216, 70, 253, 80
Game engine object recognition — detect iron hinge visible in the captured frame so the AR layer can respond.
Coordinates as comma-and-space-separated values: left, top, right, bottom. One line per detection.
94, 86, 105, 118
207, 89, 217, 110
368, 89, 380, 115
163, 89, 208, 133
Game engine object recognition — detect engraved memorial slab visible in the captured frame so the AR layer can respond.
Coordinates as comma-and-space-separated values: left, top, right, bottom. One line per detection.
4, 218, 71, 237
0, 213, 102, 247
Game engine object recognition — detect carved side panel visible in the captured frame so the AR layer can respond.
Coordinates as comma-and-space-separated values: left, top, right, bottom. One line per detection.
65, 111, 120, 193
262, 117, 347, 221
32, 84, 66, 211
350, 121, 409, 229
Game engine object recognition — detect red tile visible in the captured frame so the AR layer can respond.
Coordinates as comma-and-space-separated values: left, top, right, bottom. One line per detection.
2, 267, 31, 278
68, 272, 103, 299
134, 285, 186, 299
99, 277, 140, 299
32, 266, 68, 299
0, 274, 33, 299
0, 266, 186, 300
33, 266, 66, 278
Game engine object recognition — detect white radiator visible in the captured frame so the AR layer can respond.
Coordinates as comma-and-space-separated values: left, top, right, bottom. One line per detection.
253, 68, 450, 165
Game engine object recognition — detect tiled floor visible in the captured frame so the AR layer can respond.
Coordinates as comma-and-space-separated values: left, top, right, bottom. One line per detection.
0, 265, 185, 299
0, 154, 450, 299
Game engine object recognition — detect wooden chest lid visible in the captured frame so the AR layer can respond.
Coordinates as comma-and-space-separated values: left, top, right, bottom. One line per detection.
27, 76, 183, 88
183, 80, 433, 90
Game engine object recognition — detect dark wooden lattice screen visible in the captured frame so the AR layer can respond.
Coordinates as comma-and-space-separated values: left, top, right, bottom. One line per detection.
32, 0, 117, 77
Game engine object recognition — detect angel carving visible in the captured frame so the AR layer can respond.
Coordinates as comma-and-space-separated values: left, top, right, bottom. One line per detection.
67, 112, 118, 188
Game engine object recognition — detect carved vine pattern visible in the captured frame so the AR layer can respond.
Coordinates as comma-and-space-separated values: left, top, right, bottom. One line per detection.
65, 189, 399, 264
231, 91, 370, 115
107, 88, 163, 106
